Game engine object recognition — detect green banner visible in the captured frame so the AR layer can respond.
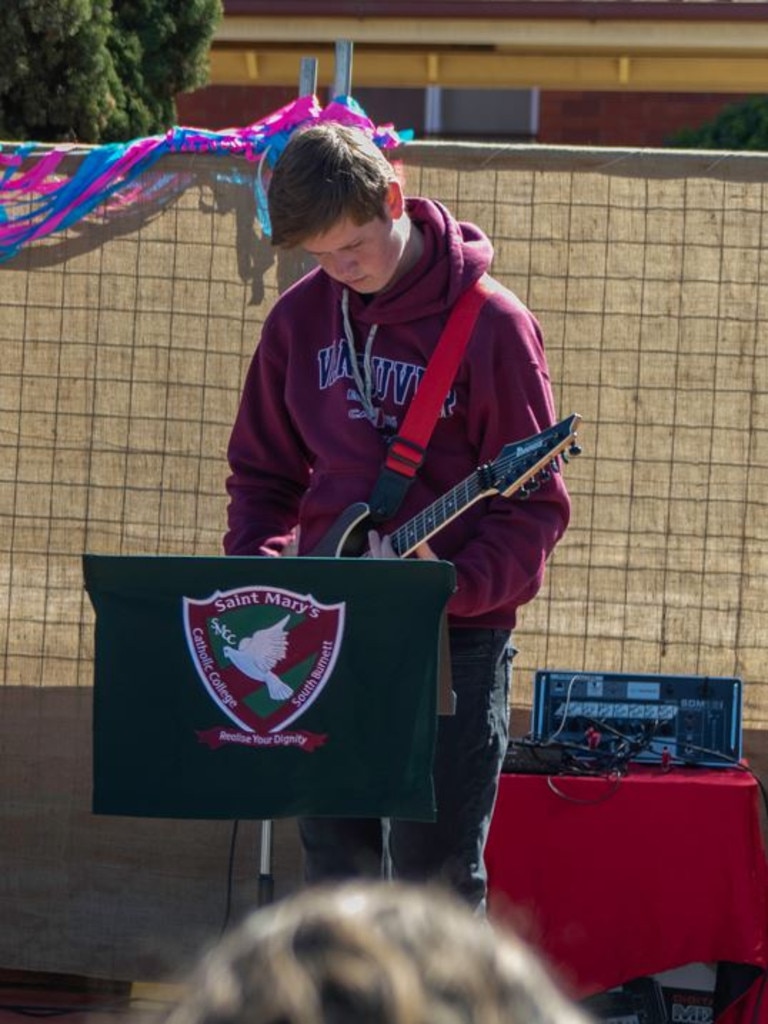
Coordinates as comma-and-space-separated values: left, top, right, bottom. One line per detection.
84, 555, 455, 822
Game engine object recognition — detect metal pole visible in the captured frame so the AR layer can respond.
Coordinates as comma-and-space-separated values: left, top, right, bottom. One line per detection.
257, 819, 274, 906
299, 57, 318, 98
333, 39, 354, 98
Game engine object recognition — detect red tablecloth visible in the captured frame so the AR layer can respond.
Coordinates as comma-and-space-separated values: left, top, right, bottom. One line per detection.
485, 767, 768, 1020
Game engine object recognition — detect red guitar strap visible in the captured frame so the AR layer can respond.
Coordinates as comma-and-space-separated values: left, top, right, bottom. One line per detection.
368, 276, 493, 524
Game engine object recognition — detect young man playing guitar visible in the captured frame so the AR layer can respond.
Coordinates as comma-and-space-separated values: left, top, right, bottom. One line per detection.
224, 122, 572, 912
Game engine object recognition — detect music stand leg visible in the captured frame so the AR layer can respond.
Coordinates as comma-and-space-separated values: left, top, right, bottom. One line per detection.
258, 819, 274, 906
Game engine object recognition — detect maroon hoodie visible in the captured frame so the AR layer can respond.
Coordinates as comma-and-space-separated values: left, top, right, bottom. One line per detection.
224, 197, 571, 630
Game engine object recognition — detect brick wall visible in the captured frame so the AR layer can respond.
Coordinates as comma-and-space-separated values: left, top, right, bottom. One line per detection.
176, 84, 299, 130
537, 90, 749, 147
176, 84, 747, 149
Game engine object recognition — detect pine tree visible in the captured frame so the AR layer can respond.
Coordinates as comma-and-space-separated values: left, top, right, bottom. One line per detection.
667, 96, 768, 152
0, 0, 222, 144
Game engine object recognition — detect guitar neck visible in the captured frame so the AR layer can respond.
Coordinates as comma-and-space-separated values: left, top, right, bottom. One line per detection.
313, 414, 579, 559
390, 470, 486, 557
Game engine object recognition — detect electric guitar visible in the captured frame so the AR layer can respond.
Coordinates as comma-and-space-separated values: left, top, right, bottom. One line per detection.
309, 413, 582, 558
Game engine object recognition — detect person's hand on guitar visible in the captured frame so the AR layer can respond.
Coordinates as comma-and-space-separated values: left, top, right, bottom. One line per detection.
282, 527, 300, 557
367, 530, 437, 561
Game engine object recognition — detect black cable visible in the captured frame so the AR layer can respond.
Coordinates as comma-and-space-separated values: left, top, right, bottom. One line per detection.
0, 998, 170, 1018
747, 968, 768, 1024
659, 741, 768, 817
546, 770, 624, 803
509, 715, 767, 809
221, 818, 240, 936
506, 734, 635, 778
7, 818, 248, 1020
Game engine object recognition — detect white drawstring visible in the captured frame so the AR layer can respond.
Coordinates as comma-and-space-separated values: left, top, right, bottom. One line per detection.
341, 287, 379, 421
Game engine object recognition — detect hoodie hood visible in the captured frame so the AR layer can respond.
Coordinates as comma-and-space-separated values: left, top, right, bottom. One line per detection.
337, 197, 494, 326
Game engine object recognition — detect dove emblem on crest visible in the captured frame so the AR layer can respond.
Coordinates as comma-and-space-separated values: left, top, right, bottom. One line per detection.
223, 614, 293, 701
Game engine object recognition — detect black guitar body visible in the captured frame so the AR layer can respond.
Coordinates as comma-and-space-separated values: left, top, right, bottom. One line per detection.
308, 502, 373, 558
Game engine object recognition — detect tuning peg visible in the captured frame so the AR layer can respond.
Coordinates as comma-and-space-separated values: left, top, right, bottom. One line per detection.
518, 485, 530, 499
569, 442, 582, 457
526, 477, 541, 492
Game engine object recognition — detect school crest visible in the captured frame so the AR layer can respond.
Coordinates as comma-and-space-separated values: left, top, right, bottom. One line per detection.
183, 585, 345, 752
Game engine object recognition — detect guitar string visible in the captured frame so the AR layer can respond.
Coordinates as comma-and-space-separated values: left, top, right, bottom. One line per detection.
390, 444, 564, 555
394, 476, 481, 553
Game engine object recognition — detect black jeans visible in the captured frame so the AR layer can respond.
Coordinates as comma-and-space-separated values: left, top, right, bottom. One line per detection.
298, 627, 513, 912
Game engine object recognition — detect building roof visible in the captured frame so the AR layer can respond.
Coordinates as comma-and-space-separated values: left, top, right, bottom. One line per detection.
224, 1, 768, 17
210, 0, 768, 91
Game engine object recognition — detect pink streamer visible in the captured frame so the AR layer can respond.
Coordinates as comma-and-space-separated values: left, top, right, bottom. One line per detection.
0, 94, 405, 261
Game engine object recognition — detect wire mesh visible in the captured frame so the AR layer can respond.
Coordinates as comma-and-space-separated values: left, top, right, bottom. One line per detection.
0, 140, 766, 980
1, 144, 766, 724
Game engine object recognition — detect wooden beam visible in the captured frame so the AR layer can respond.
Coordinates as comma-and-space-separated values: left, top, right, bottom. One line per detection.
214, 15, 768, 55
209, 46, 768, 92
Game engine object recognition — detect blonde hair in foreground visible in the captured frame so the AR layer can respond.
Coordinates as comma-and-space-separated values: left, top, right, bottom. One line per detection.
164, 881, 592, 1024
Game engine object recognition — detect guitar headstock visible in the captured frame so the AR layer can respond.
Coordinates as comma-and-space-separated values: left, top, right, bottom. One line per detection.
485, 413, 582, 498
